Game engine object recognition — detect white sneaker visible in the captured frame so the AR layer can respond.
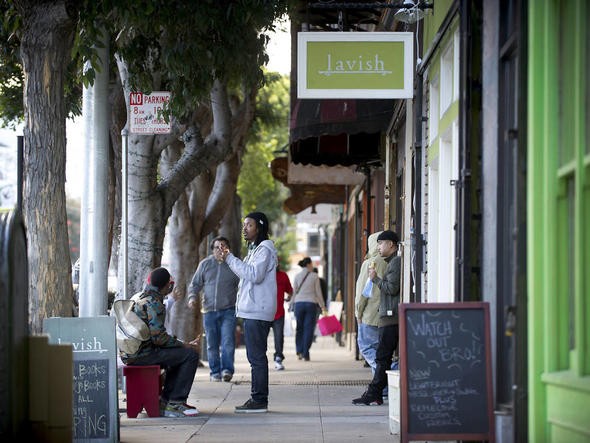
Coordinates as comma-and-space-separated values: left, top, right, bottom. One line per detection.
162, 402, 199, 417
274, 360, 284, 371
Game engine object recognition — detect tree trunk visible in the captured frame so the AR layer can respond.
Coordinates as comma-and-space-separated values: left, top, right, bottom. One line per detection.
17, 1, 77, 332
115, 54, 235, 297
165, 150, 244, 341
107, 75, 126, 282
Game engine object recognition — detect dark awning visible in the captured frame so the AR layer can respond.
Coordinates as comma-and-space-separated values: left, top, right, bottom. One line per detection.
289, 99, 394, 166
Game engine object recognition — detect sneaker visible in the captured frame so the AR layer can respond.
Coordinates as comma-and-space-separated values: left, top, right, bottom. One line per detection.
297, 353, 303, 360
352, 391, 383, 406
210, 373, 222, 382
235, 398, 268, 414
222, 371, 233, 382
162, 401, 199, 417
274, 360, 284, 371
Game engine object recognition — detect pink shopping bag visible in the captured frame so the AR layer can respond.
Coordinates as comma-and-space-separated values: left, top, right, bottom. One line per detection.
317, 315, 343, 336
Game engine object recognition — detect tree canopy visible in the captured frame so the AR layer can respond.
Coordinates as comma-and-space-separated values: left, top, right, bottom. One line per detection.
238, 72, 295, 264
0, 0, 292, 329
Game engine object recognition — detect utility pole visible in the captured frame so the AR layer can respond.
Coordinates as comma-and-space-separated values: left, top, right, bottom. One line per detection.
79, 31, 109, 316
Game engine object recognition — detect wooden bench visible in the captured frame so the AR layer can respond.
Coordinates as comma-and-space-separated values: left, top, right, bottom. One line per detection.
122, 365, 162, 418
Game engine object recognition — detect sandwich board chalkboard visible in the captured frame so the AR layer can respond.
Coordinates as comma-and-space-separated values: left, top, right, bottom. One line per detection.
399, 302, 494, 443
44, 316, 118, 443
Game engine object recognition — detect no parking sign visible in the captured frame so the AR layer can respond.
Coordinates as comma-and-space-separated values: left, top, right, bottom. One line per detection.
129, 91, 171, 134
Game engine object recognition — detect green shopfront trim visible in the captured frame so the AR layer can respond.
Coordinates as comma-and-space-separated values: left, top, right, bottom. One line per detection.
528, 1, 590, 442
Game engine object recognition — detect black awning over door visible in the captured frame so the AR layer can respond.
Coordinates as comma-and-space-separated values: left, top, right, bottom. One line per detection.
289, 99, 394, 166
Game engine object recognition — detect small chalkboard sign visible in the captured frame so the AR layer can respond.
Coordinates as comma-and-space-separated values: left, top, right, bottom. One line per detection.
44, 316, 118, 443
399, 302, 494, 443
73, 359, 110, 439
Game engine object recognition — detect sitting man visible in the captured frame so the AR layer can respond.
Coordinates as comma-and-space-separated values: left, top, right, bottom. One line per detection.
119, 267, 200, 417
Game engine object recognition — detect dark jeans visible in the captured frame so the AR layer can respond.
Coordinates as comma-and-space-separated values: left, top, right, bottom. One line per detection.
367, 324, 399, 398
294, 301, 318, 359
270, 316, 285, 361
243, 318, 272, 404
129, 345, 199, 403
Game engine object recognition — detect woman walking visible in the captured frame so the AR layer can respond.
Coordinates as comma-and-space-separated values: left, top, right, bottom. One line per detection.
292, 257, 326, 361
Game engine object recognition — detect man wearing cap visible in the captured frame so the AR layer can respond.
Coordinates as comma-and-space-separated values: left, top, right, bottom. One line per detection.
218, 211, 278, 413
119, 267, 201, 417
352, 230, 401, 406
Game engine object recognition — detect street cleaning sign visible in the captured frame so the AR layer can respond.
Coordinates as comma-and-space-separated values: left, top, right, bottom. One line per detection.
297, 32, 413, 99
129, 91, 171, 134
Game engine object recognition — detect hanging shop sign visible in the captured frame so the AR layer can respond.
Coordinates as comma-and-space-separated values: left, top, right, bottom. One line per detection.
129, 91, 171, 134
297, 32, 413, 99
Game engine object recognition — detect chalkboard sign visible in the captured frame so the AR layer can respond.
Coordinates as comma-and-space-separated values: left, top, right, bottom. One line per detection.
399, 302, 494, 443
73, 359, 110, 439
44, 316, 118, 443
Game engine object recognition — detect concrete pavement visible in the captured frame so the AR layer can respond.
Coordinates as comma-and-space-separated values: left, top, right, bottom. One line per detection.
118, 332, 400, 442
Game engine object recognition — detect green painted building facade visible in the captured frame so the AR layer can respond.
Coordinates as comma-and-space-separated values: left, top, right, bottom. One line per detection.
528, 1, 590, 441
419, 0, 590, 441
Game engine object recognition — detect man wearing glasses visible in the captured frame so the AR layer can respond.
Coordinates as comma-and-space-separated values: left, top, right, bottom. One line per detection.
188, 236, 240, 382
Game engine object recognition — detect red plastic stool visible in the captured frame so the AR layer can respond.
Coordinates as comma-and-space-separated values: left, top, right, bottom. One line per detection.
123, 365, 161, 418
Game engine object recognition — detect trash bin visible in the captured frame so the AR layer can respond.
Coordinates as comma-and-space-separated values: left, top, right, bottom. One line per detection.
386, 370, 400, 435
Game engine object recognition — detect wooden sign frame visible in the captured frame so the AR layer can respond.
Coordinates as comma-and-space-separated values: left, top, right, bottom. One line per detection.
399, 302, 495, 443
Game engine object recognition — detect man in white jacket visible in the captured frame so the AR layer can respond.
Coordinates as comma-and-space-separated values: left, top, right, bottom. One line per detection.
219, 211, 277, 413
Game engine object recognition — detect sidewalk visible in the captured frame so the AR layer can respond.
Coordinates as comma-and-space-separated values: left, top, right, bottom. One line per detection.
119, 332, 399, 442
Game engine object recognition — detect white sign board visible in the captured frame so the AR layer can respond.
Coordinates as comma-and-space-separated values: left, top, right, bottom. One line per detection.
129, 91, 171, 134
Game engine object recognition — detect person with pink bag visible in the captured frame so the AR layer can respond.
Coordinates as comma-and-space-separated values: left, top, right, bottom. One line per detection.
291, 257, 327, 361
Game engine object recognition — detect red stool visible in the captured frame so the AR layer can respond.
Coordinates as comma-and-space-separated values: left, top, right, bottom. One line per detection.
123, 365, 161, 418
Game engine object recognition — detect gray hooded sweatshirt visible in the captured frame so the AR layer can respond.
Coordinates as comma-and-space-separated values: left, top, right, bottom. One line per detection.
225, 239, 278, 322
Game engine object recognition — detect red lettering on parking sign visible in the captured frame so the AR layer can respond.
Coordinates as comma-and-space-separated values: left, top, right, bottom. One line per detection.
129, 92, 142, 105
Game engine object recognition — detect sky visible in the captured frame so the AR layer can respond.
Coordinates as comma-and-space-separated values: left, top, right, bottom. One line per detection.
0, 20, 291, 206
266, 19, 291, 75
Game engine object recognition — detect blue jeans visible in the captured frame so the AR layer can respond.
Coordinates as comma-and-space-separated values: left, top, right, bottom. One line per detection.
203, 308, 236, 376
357, 322, 379, 374
294, 302, 318, 359
270, 316, 285, 361
243, 318, 272, 404
129, 346, 199, 403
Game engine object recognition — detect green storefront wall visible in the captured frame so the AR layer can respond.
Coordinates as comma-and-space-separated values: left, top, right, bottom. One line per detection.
527, 1, 590, 442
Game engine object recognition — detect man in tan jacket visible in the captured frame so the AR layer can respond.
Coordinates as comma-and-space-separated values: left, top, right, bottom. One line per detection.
354, 231, 387, 374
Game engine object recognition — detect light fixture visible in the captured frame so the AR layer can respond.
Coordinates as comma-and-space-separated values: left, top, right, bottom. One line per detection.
395, 1, 430, 24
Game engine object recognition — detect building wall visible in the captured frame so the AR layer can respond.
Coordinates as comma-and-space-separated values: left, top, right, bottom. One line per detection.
528, 1, 590, 441
421, 8, 461, 304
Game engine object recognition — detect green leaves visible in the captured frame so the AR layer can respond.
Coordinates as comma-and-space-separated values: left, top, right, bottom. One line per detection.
238, 72, 289, 223
0, 0, 289, 126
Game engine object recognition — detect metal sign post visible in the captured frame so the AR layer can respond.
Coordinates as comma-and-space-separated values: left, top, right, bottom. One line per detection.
121, 128, 128, 300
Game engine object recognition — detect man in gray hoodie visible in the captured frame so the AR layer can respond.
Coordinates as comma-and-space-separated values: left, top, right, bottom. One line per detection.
220, 211, 277, 413
188, 236, 239, 382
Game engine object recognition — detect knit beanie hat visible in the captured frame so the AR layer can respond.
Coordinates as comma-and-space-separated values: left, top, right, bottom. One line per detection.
148, 267, 171, 289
